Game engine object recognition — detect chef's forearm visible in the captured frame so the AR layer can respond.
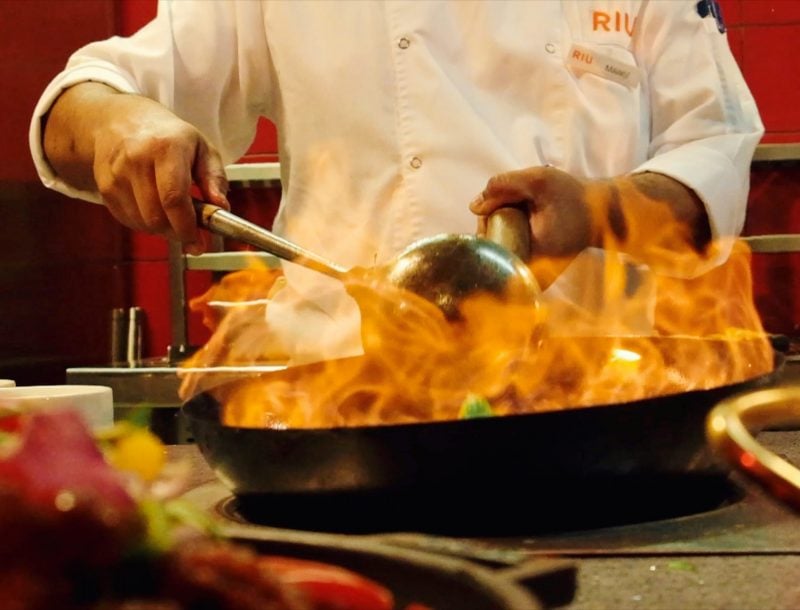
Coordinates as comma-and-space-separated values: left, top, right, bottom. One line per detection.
589, 172, 712, 270
629, 172, 711, 250
42, 81, 121, 192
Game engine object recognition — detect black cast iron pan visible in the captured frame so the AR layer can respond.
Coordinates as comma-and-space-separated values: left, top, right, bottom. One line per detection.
183, 345, 783, 534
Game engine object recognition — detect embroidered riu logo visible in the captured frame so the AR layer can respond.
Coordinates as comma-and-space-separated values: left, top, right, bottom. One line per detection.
591, 10, 636, 36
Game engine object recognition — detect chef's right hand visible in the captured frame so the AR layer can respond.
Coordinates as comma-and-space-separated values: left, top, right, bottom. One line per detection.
44, 82, 230, 254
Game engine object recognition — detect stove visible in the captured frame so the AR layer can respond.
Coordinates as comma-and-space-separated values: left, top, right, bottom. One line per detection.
175, 423, 800, 609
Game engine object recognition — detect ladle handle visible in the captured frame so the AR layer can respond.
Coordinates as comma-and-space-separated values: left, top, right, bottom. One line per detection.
485, 207, 531, 262
193, 201, 347, 280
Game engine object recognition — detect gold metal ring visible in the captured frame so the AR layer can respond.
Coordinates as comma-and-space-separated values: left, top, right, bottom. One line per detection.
706, 387, 800, 511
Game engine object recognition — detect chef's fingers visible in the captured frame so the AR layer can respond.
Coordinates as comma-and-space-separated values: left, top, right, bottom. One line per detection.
94, 152, 148, 231
155, 143, 204, 254
104, 193, 145, 232
193, 139, 230, 210
132, 166, 173, 235
469, 167, 548, 215
98, 173, 150, 232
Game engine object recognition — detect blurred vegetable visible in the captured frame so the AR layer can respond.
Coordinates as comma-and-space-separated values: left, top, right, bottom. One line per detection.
94, 407, 166, 483
0, 407, 430, 610
98, 422, 166, 483
667, 560, 697, 572
458, 393, 494, 419
137, 497, 221, 553
0, 409, 135, 512
258, 556, 395, 610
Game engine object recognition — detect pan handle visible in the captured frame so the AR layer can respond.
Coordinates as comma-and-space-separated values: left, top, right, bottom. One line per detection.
706, 387, 800, 511
494, 558, 577, 609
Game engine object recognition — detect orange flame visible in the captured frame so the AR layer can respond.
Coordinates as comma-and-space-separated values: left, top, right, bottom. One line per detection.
179, 236, 773, 429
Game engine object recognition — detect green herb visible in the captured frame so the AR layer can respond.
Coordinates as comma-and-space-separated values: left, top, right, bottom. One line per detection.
128, 404, 155, 429
459, 393, 494, 419
667, 560, 697, 572
136, 498, 221, 554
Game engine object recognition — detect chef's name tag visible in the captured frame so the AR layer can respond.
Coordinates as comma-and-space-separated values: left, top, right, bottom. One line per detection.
567, 44, 640, 89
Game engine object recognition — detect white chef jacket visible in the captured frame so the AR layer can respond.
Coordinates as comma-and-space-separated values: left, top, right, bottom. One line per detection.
30, 0, 762, 271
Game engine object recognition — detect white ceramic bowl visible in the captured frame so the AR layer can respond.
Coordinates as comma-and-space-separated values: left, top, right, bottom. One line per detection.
0, 385, 113, 430
0, 379, 15, 388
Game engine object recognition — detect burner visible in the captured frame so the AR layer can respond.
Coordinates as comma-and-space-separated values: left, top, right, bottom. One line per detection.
215, 474, 743, 536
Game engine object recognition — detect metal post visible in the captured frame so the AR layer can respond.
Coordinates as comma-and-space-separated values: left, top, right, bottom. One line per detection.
167, 240, 189, 363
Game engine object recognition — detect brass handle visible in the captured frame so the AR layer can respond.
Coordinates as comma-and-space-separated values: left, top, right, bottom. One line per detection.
485, 207, 531, 262
706, 387, 800, 511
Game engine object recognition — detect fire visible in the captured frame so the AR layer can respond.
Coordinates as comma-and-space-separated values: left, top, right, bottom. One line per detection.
179, 234, 774, 429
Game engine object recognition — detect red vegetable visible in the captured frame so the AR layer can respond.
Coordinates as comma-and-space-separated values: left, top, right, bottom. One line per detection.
0, 409, 135, 511
0, 410, 144, 608
257, 555, 395, 610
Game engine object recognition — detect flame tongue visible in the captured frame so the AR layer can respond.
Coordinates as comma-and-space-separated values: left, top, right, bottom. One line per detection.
212, 273, 542, 429
181, 240, 773, 429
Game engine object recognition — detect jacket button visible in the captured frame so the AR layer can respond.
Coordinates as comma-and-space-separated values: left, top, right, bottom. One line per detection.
398, 37, 411, 49
410, 156, 422, 169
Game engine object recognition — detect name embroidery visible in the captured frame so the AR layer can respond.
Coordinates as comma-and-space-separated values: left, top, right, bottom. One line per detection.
567, 44, 640, 89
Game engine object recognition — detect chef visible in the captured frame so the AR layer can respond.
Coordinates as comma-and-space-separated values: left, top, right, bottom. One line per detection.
29, 0, 762, 362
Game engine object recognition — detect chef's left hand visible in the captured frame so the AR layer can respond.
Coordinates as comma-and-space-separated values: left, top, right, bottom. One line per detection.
470, 166, 712, 270
470, 166, 596, 258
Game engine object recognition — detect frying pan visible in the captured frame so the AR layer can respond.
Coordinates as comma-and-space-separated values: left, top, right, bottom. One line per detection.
183, 343, 783, 534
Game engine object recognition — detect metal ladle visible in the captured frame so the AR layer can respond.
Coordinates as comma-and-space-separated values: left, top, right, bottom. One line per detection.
193, 201, 539, 320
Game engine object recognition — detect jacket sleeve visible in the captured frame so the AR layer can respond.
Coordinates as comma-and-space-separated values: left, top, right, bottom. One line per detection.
631, 0, 763, 256
28, 0, 273, 204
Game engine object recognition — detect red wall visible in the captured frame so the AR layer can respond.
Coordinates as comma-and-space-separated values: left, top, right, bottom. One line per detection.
0, 1, 127, 384
718, 0, 800, 338
720, 0, 800, 143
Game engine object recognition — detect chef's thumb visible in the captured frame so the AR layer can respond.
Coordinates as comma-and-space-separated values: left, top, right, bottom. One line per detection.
469, 193, 493, 215
470, 192, 505, 235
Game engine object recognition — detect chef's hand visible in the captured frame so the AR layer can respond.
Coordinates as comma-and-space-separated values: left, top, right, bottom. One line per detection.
470, 166, 593, 258
470, 166, 711, 271
43, 82, 229, 255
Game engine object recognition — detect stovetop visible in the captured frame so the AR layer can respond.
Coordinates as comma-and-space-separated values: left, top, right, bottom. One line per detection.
175, 427, 800, 609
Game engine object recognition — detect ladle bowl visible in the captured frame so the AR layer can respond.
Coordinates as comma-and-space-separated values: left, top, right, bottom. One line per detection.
193, 201, 539, 320
381, 232, 538, 319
